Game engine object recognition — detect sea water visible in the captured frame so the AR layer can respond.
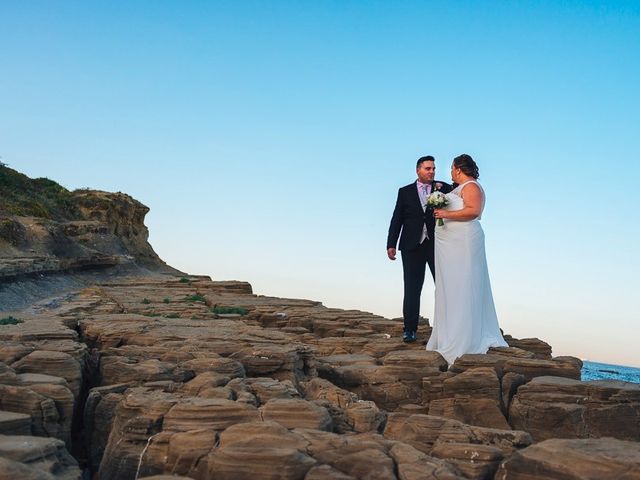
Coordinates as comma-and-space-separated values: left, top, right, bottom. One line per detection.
582, 360, 640, 384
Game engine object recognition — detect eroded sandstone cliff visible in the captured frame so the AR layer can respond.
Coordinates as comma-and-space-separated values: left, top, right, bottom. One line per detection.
0, 165, 181, 309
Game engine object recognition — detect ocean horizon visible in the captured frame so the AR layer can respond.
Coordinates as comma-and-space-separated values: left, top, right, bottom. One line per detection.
582, 360, 640, 384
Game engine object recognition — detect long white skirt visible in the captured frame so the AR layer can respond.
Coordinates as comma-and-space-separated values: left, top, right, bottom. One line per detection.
426, 218, 508, 365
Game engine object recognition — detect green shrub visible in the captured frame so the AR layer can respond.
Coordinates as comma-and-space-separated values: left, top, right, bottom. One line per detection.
0, 166, 82, 220
179, 277, 190, 283
185, 294, 206, 303
142, 298, 151, 304
163, 298, 171, 304
0, 218, 26, 245
211, 306, 247, 315
165, 313, 180, 319
143, 312, 161, 317
0, 316, 22, 325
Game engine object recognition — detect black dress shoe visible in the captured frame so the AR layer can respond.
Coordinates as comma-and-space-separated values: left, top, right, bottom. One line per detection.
402, 330, 417, 343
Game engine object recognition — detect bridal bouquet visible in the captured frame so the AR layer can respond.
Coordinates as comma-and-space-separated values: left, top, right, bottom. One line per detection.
426, 191, 449, 226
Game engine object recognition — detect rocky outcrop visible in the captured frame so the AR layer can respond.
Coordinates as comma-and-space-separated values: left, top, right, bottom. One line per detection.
384, 413, 533, 456
72, 190, 170, 270
0, 275, 638, 479
0, 434, 81, 480
0, 411, 31, 436
496, 437, 640, 479
424, 367, 509, 429
509, 376, 640, 441
0, 190, 178, 280
1, 166, 181, 312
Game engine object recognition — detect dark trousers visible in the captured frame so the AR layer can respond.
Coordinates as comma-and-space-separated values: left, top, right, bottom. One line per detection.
400, 239, 435, 333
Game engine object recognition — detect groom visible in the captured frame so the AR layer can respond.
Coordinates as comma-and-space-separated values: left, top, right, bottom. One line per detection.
387, 155, 452, 342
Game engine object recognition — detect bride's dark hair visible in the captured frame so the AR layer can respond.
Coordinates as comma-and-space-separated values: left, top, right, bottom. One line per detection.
453, 154, 479, 179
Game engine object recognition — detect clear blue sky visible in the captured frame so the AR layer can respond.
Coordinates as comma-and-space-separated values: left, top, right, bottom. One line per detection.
1, 1, 639, 366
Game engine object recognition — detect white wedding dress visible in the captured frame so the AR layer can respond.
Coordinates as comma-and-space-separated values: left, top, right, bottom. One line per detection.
426, 180, 508, 365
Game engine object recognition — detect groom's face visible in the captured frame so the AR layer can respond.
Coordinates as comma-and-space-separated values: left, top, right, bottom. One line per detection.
416, 160, 436, 184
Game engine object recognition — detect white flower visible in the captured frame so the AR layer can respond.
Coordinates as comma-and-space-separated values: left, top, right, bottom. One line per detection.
425, 191, 449, 208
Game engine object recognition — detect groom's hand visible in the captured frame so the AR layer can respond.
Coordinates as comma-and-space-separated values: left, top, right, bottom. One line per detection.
387, 248, 397, 260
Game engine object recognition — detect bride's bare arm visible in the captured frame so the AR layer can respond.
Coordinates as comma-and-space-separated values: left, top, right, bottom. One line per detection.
434, 183, 483, 221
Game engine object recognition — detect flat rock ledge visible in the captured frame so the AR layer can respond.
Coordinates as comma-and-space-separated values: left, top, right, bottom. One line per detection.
0, 275, 638, 480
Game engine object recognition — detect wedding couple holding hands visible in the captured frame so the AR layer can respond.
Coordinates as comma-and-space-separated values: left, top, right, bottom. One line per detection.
387, 154, 508, 365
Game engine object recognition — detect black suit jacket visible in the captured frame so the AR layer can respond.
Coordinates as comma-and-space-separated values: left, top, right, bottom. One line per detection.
387, 180, 453, 251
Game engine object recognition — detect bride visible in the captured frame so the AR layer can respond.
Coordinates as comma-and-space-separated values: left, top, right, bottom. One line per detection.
425, 154, 508, 365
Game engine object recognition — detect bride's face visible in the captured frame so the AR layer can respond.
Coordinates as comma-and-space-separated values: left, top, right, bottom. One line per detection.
451, 163, 461, 183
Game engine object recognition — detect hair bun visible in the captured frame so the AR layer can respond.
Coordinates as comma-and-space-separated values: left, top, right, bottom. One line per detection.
453, 154, 479, 179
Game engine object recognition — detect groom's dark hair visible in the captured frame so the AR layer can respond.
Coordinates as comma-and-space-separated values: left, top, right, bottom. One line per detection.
416, 155, 435, 168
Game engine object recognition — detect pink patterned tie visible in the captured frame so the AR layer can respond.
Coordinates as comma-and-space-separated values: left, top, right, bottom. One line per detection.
423, 184, 431, 201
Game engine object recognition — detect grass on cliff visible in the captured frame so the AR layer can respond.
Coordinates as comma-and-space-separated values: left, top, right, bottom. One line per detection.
0, 164, 82, 220
211, 306, 247, 315
185, 294, 206, 303
0, 316, 23, 325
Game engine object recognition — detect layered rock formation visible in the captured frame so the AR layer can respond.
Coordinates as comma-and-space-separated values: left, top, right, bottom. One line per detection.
1, 276, 638, 479
0, 165, 181, 309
